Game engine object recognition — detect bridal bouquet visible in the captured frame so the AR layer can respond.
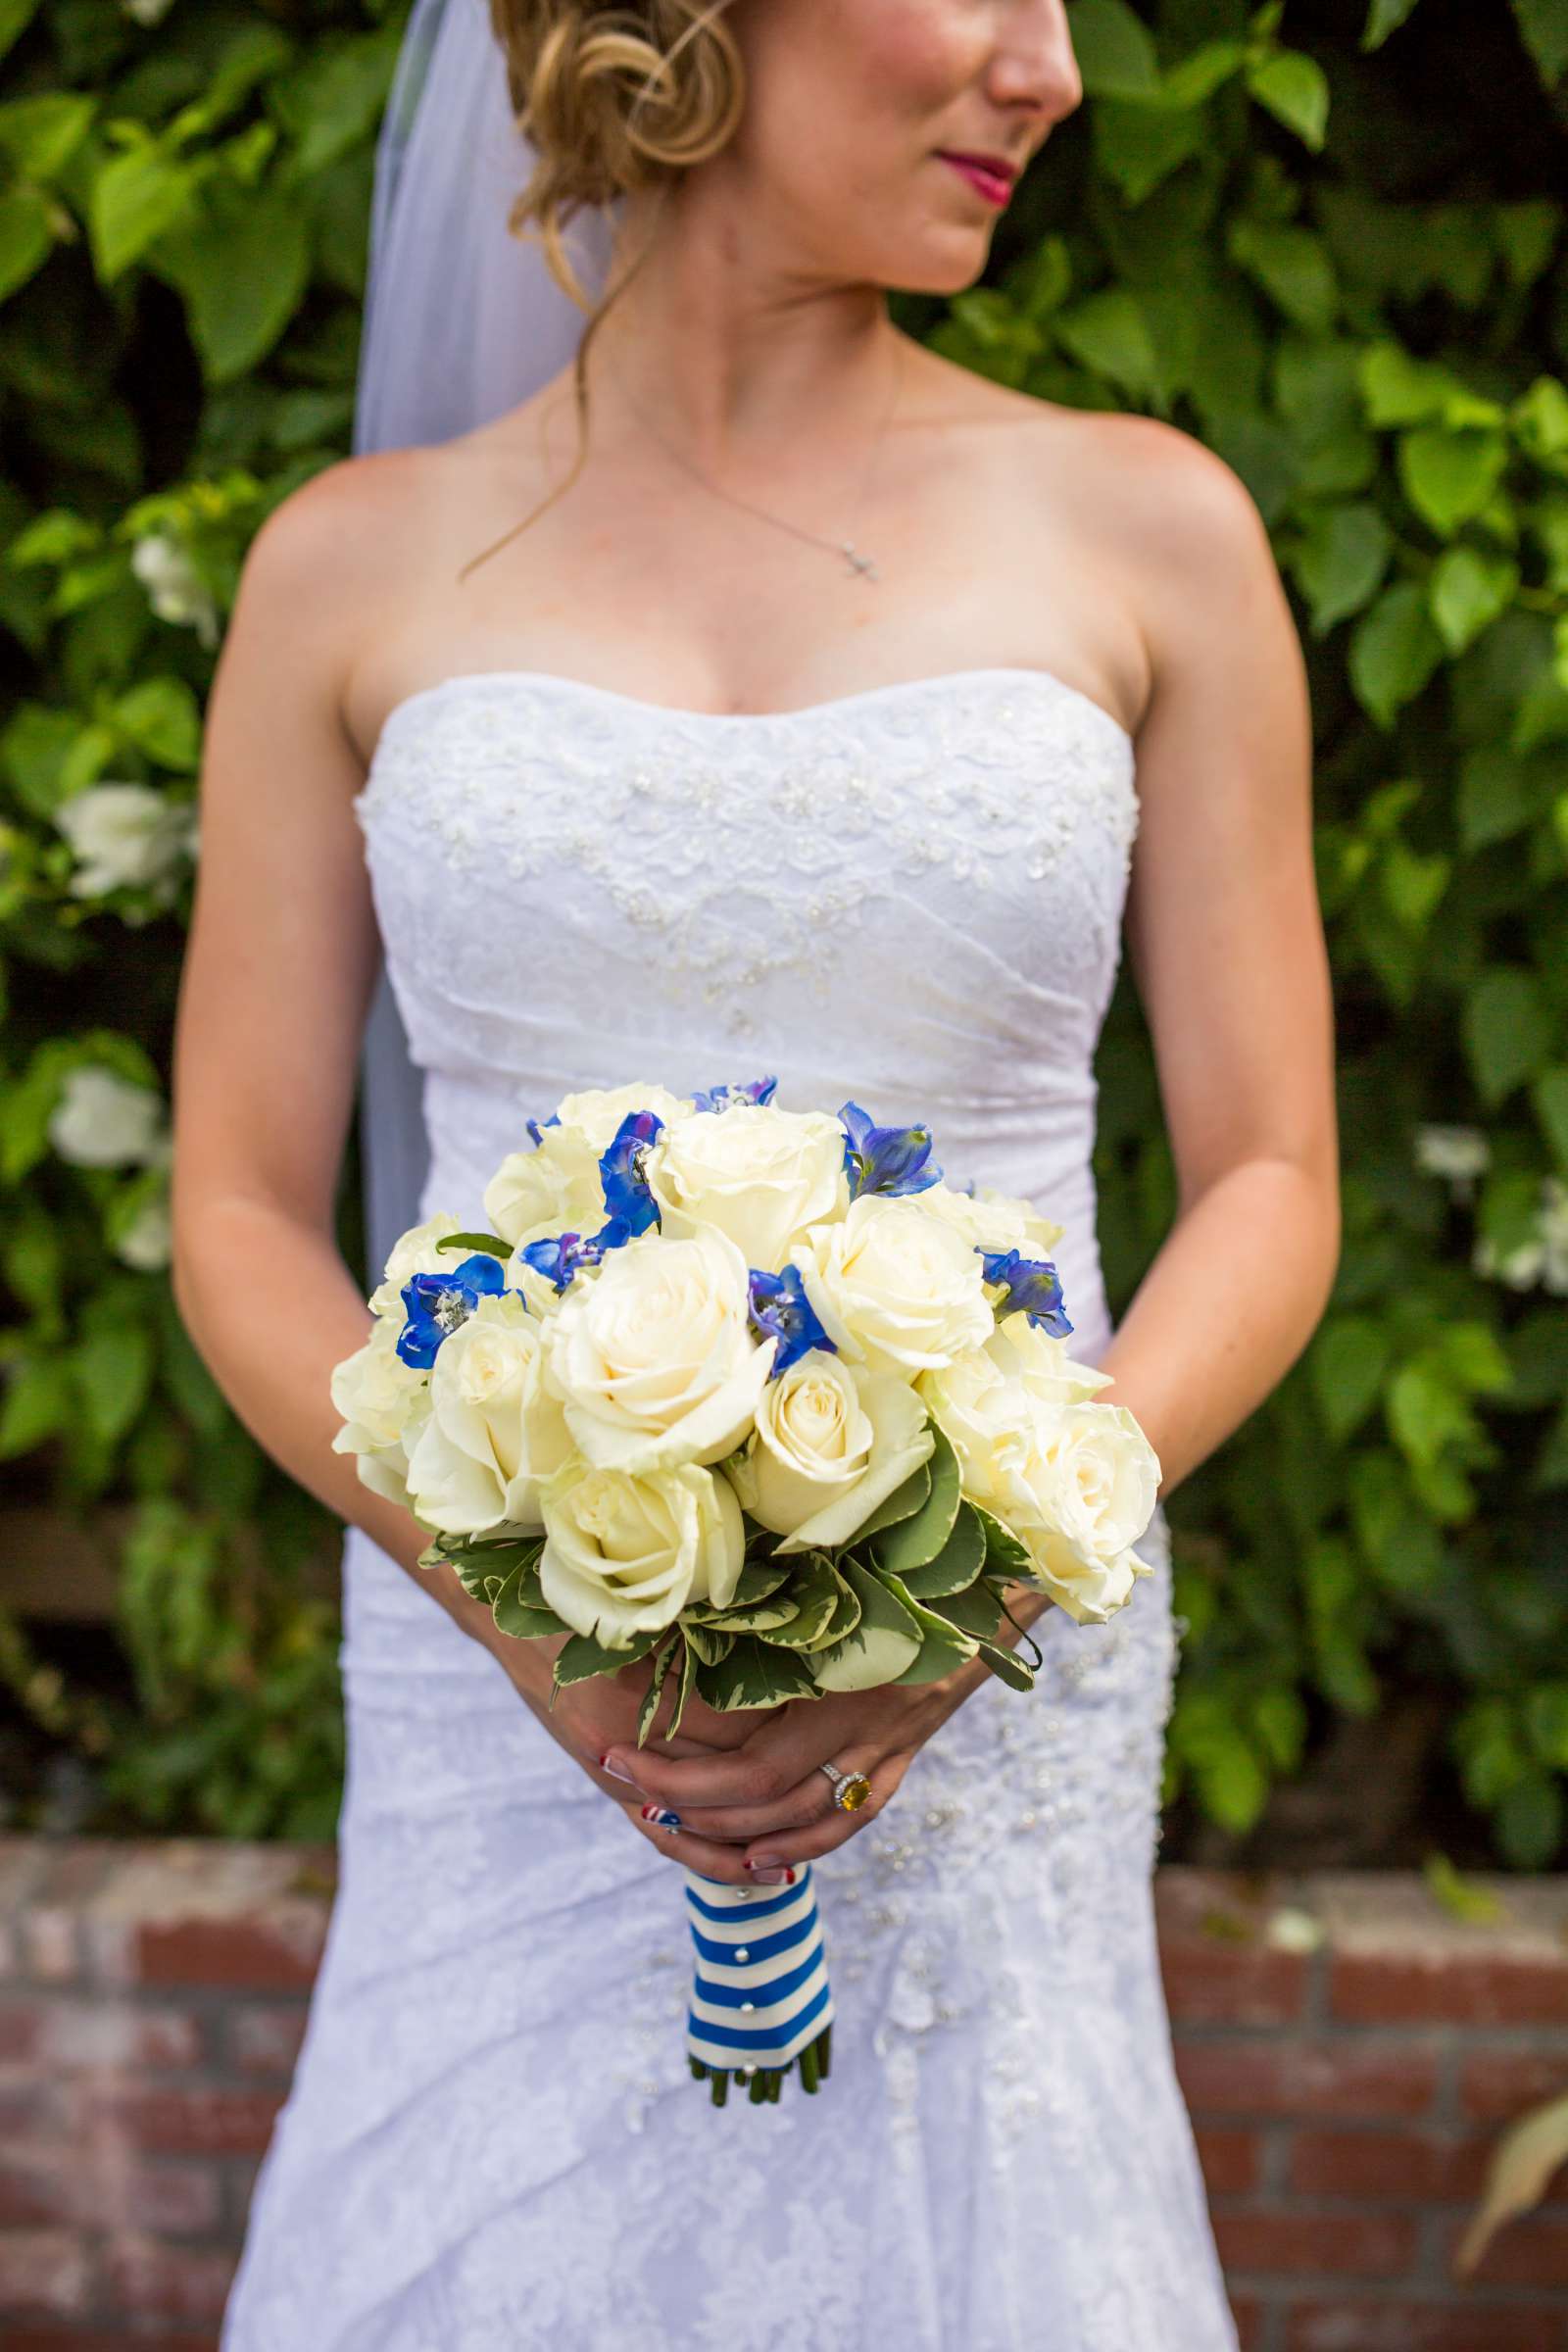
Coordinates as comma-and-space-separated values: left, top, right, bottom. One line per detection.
331, 1079, 1161, 2106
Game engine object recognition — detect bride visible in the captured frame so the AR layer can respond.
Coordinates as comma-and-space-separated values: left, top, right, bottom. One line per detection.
172, 0, 1339, 2345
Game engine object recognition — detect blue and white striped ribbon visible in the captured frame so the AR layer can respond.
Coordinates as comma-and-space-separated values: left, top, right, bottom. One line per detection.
683, 1865, 835, 2074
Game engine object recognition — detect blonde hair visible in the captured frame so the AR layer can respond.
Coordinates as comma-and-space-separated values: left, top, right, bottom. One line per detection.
462, 3, 747, 580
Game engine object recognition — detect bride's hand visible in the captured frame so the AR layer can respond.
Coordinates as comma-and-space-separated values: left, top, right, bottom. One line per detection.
600, 1642, 1012, 1882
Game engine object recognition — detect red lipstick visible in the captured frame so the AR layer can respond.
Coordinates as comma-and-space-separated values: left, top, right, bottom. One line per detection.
936, 151, 1017, 208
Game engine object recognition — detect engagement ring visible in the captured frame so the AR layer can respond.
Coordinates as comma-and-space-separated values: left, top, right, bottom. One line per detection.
817, 1761, 872, 1813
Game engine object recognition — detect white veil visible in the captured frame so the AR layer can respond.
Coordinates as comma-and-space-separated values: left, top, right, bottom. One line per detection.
350, 0, 617, 1278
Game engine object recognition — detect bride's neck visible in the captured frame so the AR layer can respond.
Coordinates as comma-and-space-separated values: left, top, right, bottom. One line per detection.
586, 185, 896, 463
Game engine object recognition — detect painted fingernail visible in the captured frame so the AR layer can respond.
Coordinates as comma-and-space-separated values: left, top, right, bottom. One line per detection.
749, 1851, 788, 1869
642, 1806, 682, 1834
599, 1754, 638, 1786
749, 1867, 791, 1886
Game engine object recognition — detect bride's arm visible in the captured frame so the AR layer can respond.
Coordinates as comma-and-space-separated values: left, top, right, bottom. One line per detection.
609, 421, 1340, 1870
169, 463, 737, 1795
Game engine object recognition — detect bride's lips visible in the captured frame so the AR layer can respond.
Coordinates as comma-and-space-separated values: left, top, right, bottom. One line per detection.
936, 151, 1017, 208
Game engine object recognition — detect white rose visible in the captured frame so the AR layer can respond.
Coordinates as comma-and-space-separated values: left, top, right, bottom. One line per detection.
648, 1103, 850, 1272
791, 1194, 994, 1376
919, 1182, 1065, 1260
727, 1349, 934, 1552
54, 783, 193, 899
918, 1347, 1033, 1516
403, 1292, 571, 1537
1003, 1400, 1160, 1624
330, 1316, 433, 1509
550, 1083, 695, 1155
48, 1067, 165, 1168
368, 1212, 465, 1321
542, 1225, 774, 1471
484, 1123, 606, 1250
539, 1456, 744, 1647
985, 1317, 1114, 1406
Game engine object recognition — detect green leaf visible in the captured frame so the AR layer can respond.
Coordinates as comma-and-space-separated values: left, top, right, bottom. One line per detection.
1228, 221, 1337, 332
1511, 0, 1568, 89
928, 1577, 1006, 1643
693, 1635, 818, 1712
973, 1505, 1033, 1586
1362, 0, 1424, 49
698, 1578, 807, 1635
0, 0, 43, 72
811, 1559, 923, 1693
0, 93, 94, 181
1399, 429, 1510, 537
1310, 1316, 1393, 1440
1430, 547, 1520, 656
636, 1633, 680, 1746
880, 1569, 981, 1685
891, 1498, 987, 1599
685, 1552, 792, 1618
89, 141, 199, 283
1066, 0, 1160, 97
433, 1231, 513, 1259
1348, 583, 1445, 727
1054, 290, 1158, 398
748, 1550, 843, 1650
1459, 748, 1538, 851
1247, 51, 1330, 150
1463, 967, 1551, 1104
872, 1420, 960, 1576
1360, 342, 1497, 430
492, 1556, 565, 1640
1094, 102, 1206, 208
552, 1626, 661, 1688
1290, 503, 1393, 634
1532, 1069, 1568, 1172
156, 180, 311, 383
113, 677, 202, 772
0, 1354, 71, 1458
73, 1324, 154, 1446
0, 183, 52, 304
682, 1620, 734, 1668
972, 1637, 1038, 1692
1512, 376, 1568, 461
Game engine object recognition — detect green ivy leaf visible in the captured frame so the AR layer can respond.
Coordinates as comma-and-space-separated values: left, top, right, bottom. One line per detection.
872, 1420, 960, 1576
1532, 1068, 1568, 1171
1429, 546, 1521, 655
552, 1626, 660, 1689
1247, 51, 1331, 150
1348, 583, 1445, 726
1399, 428, 1510, 537
1362, 0, 1424, 50
1229, 220, 1338, 332
1310, 1315, 1393, 1440
890, 1497, 987, 1599
1463, 966, 1551, 1103
811, 1559, 922, 1693
693, 1635, 817, 1713
1290, 502, 1393, 634
1054, 289, 1159, 397
1511, 0, 1568, 90
1066, 0, 1160, 98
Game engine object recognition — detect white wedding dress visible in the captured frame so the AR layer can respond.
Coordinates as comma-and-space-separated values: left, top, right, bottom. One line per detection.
219, 663, 1240, 2352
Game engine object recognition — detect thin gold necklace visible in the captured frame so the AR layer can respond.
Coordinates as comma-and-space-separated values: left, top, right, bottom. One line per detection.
601, 334, 905, 583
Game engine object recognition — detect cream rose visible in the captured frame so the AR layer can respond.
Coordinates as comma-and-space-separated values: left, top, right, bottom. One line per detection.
791, 1194, 994, 1376
330, 1315, 432, 1508
368, 1212, 465, 1321
404, 1293, 571, 1537
985, 1317, 1115, 1406
919, 1182, 1066, 1261
918, 1346, 1032, 1517
484, 1123, 606, 1252
1001, 1399, 1160, 1624
542, 1225, 774, 1472
539, 1456, 744, 1647
726, 1350, 934, 1551
550, 1083, 695, 1155
648, 1103, 850, 1271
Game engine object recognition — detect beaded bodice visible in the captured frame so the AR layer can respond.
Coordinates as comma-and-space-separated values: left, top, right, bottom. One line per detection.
352, 663, 1140, 1365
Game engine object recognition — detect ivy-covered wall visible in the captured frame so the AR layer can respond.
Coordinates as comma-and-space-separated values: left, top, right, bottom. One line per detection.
2, 0, 1566, 1867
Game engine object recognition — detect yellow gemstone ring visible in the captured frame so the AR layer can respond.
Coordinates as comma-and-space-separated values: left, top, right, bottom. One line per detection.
818, 1761, 873, 1813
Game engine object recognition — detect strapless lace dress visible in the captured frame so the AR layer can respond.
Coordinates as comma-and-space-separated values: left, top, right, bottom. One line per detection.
218, 667, 1240, 2352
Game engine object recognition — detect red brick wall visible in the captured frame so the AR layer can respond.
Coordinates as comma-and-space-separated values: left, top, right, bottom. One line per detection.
2, 1838, 1566, 2350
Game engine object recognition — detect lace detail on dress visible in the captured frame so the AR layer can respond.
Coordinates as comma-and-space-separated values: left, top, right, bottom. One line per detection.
352, 668, 1139, 1034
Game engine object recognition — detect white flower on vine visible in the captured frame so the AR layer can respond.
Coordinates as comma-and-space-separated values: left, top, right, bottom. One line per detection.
121, 0, 177, 28
48, 1067, 166, 1169
129, 532, 219, 648
55, 782, 196, 900
1472, 1178, 1568, 1298
1414, 1123, 1492, 1196
114, 1191, 173, 1272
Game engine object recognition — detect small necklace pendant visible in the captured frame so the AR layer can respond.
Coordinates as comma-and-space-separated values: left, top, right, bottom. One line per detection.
842, 542, 879, 582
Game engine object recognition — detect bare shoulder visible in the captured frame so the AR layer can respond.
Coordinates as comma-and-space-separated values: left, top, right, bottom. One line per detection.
1020, 406, 1274, 580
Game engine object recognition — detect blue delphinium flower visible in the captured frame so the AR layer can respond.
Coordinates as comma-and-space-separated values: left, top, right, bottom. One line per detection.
517, 1230, 607, 1293
692, 1076, 779, 1113
747, 1264, 836, 1376
978, 1247, 1074, 1338
397, 1252, 509, 1368
839, 1100, 942, 1200
525, 1111, 561, 1149
597, 1109, 664, 1242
